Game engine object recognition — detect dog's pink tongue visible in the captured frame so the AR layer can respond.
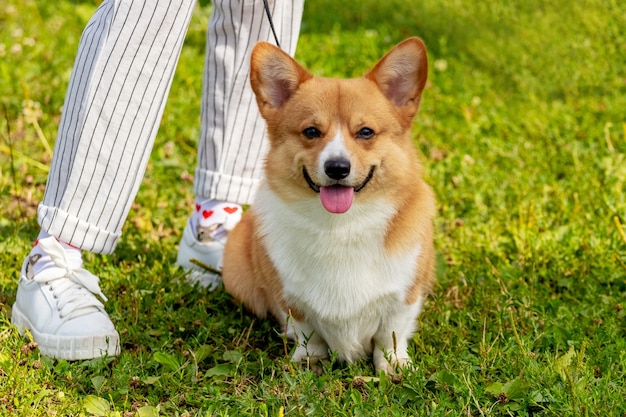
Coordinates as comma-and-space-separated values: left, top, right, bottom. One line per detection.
320, 185, 354, 213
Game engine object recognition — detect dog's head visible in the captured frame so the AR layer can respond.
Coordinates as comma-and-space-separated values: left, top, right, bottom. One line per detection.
250, 38, 428, 213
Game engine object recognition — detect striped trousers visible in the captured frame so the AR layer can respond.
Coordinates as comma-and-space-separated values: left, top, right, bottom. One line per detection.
37, 0, 303, 254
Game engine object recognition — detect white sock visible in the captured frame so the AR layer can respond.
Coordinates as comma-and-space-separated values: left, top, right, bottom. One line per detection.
190, 199, 242, 242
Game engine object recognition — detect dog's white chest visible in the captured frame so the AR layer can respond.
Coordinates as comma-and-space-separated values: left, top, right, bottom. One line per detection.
255, 185, 421, 324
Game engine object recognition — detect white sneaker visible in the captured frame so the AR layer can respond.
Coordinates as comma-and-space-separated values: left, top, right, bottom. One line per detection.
176, 200, 242, 290
11, 237, 120, 360
176, 219, 227, 290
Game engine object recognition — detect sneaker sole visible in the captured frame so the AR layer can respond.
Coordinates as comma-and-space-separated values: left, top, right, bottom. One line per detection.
11, 304, 120, 360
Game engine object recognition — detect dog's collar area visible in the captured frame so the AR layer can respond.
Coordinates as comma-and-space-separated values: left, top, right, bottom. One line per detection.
302, 166, 376, 193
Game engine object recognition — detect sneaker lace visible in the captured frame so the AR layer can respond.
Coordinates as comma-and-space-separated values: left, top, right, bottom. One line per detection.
32, 237, 108, 321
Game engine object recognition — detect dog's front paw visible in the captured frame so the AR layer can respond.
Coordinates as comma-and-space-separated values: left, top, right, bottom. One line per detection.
291, 342, 329, 364
373, 349, 412, 374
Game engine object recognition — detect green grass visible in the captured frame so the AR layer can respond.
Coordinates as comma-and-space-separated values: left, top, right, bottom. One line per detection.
1, 0, 625, 415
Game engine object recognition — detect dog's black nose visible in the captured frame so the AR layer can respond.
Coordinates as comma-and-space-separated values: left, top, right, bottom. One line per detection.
324, 159, 351, 180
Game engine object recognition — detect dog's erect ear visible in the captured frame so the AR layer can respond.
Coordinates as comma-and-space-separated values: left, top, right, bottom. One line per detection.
365, 37, 428, 118
250, 42, 313, 113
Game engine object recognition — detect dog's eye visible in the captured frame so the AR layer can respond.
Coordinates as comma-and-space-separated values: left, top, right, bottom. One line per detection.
356, 127, 375, 139
302, 127, 322, 139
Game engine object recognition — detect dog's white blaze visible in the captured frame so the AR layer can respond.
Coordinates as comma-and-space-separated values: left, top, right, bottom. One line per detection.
317, 129, 350, 175
255, 182, 423, 363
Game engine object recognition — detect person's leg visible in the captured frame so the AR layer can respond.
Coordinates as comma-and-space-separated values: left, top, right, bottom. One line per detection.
196, 0, 303, 204
177, 0, 304, 288
12, 0, 196, 360
39, 0, 196, 253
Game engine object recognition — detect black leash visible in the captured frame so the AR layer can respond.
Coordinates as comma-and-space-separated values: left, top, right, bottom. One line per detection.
262, 0, 281, 49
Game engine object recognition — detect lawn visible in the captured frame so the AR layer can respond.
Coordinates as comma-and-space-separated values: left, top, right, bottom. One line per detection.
1, 0, 625, 415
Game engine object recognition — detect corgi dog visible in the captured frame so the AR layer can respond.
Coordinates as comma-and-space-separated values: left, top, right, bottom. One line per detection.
222, 37, 436, 373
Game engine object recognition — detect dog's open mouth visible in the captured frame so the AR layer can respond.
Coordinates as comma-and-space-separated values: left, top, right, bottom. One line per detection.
303, 166, 375, 214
